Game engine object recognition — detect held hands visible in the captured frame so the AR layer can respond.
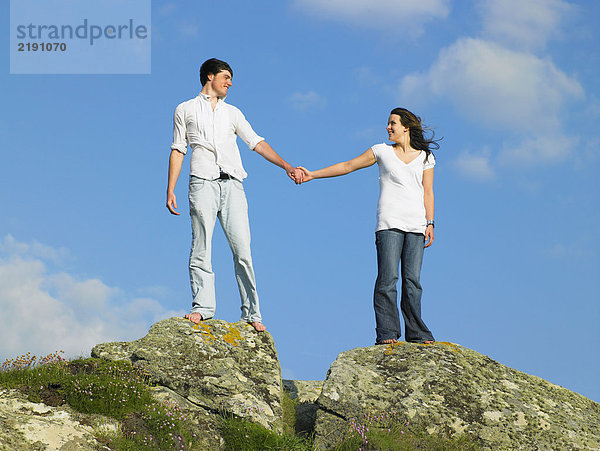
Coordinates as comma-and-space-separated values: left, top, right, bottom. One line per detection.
286, 167, 305, 185
288, 166, 313, 184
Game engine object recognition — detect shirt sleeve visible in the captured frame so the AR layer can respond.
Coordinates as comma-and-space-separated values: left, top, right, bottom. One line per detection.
371, 143, 383, 162
423, 152, 436, 170
234, 108, 264, 150
171, 104, 188, 155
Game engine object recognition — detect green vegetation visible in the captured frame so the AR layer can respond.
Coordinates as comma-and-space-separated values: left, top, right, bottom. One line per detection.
334, 410, 480, 451
1, 352, 199, 449
280, 388, 300, 436
220, 413, 309, 450
1, 352, 480, 450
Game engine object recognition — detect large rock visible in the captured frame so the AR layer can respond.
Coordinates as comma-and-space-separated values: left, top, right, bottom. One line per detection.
150, 385, 224, 450
92, 317, 283, 431
0, 388, 115, 450
313, 341, 600, 450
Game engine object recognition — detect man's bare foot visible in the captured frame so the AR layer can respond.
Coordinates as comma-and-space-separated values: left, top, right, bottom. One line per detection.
249, 321, 266, 332
379, 339, 397, 344
424, 340, 434, 345
185, 312, 203, 324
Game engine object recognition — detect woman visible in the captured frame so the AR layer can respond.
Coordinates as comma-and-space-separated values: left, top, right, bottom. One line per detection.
298, 107, 439, 345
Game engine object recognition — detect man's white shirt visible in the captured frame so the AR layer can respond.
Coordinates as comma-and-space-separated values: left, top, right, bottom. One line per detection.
171, 92, 264, 181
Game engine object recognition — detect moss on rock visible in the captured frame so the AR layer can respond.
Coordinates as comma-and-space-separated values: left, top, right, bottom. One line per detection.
313, 342, 600, 450
92, 317, 283, 432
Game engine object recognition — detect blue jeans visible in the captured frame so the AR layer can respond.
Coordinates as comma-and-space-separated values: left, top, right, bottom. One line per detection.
188, 177, 261, 323
373, 229, 433, 343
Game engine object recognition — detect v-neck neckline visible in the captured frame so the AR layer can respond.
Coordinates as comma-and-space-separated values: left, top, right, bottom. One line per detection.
392, 145, 422, 165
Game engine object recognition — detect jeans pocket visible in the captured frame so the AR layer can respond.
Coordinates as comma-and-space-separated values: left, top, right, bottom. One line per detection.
189, 178, 206, 194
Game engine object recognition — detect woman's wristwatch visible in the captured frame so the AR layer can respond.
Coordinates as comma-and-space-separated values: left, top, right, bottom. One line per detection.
426, 220, 435, 228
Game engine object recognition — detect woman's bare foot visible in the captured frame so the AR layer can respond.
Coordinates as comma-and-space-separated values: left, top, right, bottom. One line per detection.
379, 339, 397, 344
185, 312, 203, 324
249, 321, 266, 332
424, 340, 434, 344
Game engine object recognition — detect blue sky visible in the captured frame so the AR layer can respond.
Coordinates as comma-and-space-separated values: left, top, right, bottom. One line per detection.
2, 0, 599, 403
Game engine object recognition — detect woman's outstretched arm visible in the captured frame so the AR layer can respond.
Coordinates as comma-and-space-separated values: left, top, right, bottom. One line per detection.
298, 148, 376, 182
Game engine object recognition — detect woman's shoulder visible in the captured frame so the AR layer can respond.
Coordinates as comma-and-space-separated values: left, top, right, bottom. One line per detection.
422, 151, 436, 169
371, 142, 391, 150
371, 142, 392, 157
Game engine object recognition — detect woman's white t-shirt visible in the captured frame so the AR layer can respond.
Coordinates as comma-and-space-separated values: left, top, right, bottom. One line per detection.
372, 143, 435, 235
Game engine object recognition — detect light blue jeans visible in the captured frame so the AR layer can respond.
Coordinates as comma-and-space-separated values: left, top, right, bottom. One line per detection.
188, 176, 261, 322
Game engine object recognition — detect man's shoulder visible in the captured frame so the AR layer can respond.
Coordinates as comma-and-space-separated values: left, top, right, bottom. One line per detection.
174, 96, 198, 110
220, 100, 242, 113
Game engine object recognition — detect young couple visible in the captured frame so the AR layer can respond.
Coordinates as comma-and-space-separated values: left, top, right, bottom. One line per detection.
166, 58, 438, 344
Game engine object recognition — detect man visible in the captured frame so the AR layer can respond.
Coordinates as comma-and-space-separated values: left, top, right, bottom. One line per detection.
166, 58, 301, 332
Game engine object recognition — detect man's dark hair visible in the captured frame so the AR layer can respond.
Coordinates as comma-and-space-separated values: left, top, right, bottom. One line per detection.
200, 58, 233, 86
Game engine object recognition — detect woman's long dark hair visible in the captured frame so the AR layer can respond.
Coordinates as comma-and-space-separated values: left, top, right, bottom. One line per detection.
390, 107, 441, 162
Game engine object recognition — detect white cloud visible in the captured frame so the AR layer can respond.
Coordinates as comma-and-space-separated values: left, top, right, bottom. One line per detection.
179, 23, 199, 38
544, 243, 594, 260
581, 96, 600, 119
293, 0, 450, 35
499, 134, 579, 165
43, 273, 117, 312
136, 285, 174, 299
0, 236, 183, 362
453, 148, 495, 181
0, 234, 69, 265
354, 66, 384, 86
399, 38, 583, 165
288, 91, 326, 111
577, 137, 600, 167
158, 3, 177, 16
480, 0, 573, 51
401, 38, 583, 131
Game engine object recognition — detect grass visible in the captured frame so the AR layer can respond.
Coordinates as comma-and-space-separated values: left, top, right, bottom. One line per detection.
216, 389, 311, 450
1, 352, 481, 450
333, 410, 480, 451
220, 413, 310, 450
1, 352, 200, 449
281, 387, 300, 436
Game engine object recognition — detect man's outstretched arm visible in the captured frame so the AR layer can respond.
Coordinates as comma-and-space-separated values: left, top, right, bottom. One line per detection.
254, 141, 303, 184
166, 149, 184, 215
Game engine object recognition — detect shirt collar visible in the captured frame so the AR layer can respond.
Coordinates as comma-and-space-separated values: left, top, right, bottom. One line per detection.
198, 92, 227, 102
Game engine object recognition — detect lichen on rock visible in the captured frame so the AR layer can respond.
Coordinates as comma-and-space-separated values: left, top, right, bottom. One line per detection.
91, 317, 283, 432
312, 342, 600, 450
0, 388, 110, 450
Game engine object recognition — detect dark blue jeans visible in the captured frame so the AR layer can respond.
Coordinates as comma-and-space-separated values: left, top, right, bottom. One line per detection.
374, 229, 434, 344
